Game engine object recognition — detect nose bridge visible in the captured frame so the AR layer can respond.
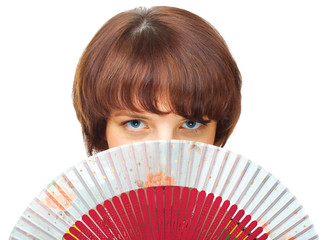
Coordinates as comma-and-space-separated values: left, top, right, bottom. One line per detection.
156, 126, 175, 140
149, 113, 181, 141
153, 121, 177, 140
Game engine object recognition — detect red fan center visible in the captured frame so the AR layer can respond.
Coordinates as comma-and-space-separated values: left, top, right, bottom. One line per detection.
63, 186, 268, 240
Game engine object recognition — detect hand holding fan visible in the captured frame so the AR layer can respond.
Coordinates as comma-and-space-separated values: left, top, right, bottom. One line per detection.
9, 140, 319, 239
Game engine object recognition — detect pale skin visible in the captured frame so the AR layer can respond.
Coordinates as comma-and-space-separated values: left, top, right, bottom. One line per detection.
105, 108, 217, 149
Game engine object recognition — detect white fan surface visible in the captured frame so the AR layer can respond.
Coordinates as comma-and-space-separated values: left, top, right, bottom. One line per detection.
10, 140, 318, 240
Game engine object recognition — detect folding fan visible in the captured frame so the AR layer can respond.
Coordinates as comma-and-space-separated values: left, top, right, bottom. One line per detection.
9, 140, 319, 240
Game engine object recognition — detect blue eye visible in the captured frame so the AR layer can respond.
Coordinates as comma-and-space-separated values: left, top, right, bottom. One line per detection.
182, 120, 202, 129
125, 120, 146, 129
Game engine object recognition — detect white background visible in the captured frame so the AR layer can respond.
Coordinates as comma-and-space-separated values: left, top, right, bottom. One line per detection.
0, 0, 327, 238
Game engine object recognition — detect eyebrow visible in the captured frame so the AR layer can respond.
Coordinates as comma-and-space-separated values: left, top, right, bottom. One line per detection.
111, 111, 150, 120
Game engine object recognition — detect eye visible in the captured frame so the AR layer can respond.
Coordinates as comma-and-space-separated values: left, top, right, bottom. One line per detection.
182, 120, 202, 129
124, 120, 147, 129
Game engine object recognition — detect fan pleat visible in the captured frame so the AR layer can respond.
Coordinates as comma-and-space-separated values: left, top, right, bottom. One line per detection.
295, 226, 318, 240
273, 214, 308, 240
11, 226, 41, 240
250, 180, 280, 216
228, 160, 250, 201
106, 152, 124, 194
202, 147, 219, 191
74, 164, 101, 207
211, 151, 230, 194
14, 217, 57, 240
95, 155, 116, 196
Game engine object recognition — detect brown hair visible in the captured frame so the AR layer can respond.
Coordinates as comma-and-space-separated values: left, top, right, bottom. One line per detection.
73, 6, 242, 155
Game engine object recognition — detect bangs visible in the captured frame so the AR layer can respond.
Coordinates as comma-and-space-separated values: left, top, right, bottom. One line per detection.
100, 52, 229, 123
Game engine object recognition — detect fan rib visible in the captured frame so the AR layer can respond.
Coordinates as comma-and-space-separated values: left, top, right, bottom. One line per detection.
257, 188, 288, 221
147, 187, 160, 239
220, 154, 241, 197
95, 155, 116, 196
67, 224, 90, 239
130, 145, 141, 184
176, 142, 184, 185
228, 160, 250, 200
272, 213, 307, 240
164, 186, 172, 240
192, 192, 214, 239
250, 180, 280, 216
156, 187, 165, 240
308, 233, 320, 240
194, 145, 208, 187
235, 166, 261, 206
171, 185, 181, 238
129, 190, 146, 239
83, 160, 107, 202
166, 141, 172, 185
154, 141, 160, 173
12, 223, 48, 240
247, 226, 264, 240
292, 224, 316, 239
211, 151, 230, 194
180, 188, 198, 239
235, 220, 257, 239
96, 203, 123, 239
198, 195, 222, 239
210, 203, 238, 239
35, 197, 73, 228
226, 214, 251, 240
186, 144, 196, 187
176, 187, 189, 239
202, 148, 219, 190
203, 198, 228, 239
142, 142, 150, 182
75, 220, 99, 239
104, 199, 129, 239
106, 152, 124, 193
61, 173, 91, 213
72, 166, 98, 208
63, 232, 79, 240
267, 197, 297, 233
243, 173, 272, 212
121, 192, 142, 239
112, 195, 136, 239
119, 147, 133, 190
257, 233, 269, 240
89, 208, 115, 238
25, 206, 65, 234
138, 188, 153, 239
54, 184, 86, 218
185, 190, 206, 239
217, 209, 245, 240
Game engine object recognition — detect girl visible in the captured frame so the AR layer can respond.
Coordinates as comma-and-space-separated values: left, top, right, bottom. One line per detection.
73, 6, 242, 155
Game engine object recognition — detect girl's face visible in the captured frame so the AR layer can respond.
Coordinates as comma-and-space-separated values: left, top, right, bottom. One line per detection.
106, 107, 217, 149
